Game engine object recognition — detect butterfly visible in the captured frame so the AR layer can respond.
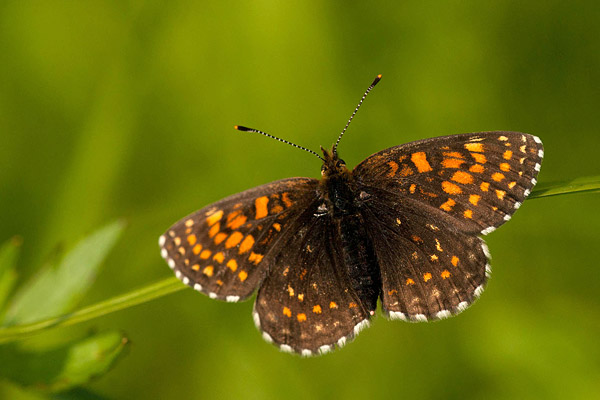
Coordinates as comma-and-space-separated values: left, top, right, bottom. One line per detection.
159, 75, 543, 356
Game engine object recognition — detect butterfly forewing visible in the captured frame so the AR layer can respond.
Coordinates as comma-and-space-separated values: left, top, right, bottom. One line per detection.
354, 132, 543, 235
254, 207, 372, 355
160, 177, 318, 301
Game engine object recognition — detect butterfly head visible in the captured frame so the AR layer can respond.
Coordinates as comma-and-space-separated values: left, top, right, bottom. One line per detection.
320, 146, 349, 179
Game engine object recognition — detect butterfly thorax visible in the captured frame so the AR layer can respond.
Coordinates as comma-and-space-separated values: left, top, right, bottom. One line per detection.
319, 147, 358, 216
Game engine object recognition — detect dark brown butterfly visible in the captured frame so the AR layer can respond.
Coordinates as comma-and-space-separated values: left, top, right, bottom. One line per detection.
159, 75, 543, 356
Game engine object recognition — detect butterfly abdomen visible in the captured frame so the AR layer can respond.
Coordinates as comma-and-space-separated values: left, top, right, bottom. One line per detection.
336, 214, 381, 315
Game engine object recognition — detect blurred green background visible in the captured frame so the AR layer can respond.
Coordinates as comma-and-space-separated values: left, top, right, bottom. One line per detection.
1, 1, 600, 399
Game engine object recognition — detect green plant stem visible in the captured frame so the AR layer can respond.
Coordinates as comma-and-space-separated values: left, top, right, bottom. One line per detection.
0, 176, 598, 344
530, 175, 600, 199
0, 277, 184, 344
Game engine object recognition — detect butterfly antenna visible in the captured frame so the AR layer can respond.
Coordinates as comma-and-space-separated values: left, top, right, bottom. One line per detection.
234, 125, 324, 161
333, 74, 382, 155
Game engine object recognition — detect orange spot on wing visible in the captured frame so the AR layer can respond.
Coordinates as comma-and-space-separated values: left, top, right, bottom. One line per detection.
283, 306, 292, 317
206, 210, 223, 226
281, 192, 293, 207
312, 305, 322, 314
248, 251, 264, 265
442, 181, 462, 194
409, 184, 417, 194
399, 165, 414, 177
451, 171, 474, 184
406, 278, 415, 285
469, 194, 480, 205
227, 214, 247, 230
480, 182, 490, 192
208, 222, 220, 238
225, 231, 243, 248
423, 272, 432, 282
193, 244, 202, 255
191, 264, 200, 271
500, 163, 511, 172
213, 252, 225, 263
471, 153, 487, 164
464, 209, 473, 219
492, 172, 505, 182
202, 265, 214, 277
329, 301, 338, 309
387, 161, 399, 177
254, 196, 269, 219
214, 232, 227, 245
349, 302, 357, 308
496, 190, 506, 200
503, 150, 513, 160
297, 313, 307, 322
465, 143, 484, 152
411, 152, 433, 173
451, 256, 459, 266
270, 204, 284, 214
441, 270, 451, 279
443, 151, 464, 159
508, 181, 517, 189
442, 158, 465, 168
227, 259, 238, 272
469, 164, 484, 173
239, 235, 255, 254
272, 223, 281, 231
238, 270, 248, 281
200, 250, 212, 259
298, 293, 304, 301
187, 234, 197, 246
440, 198, 456, 211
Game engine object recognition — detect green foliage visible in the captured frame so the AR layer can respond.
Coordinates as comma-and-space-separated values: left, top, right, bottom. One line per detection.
3, 221, 125, 326
0, 237, 21, 317
0, 331, 128, 392
0, 223, 128, 394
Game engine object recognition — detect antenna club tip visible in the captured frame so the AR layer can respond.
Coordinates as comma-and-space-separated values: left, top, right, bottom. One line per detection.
234, 125, 252, 132
372, 74, 382, 86
234, 125, 239, 130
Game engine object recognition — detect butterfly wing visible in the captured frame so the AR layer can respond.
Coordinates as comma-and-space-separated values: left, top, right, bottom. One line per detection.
253, 206, 372, 356
353, 132, 543, 320
360, 186, 491, 320
354, 132, 543, 235
159, 177, 318, 302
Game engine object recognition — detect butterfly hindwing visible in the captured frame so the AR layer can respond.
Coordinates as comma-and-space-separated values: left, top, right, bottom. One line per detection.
360, 188, 490, 321
253, 206, 373, 355
159, 177, 318, 301
354, 132, 543, 235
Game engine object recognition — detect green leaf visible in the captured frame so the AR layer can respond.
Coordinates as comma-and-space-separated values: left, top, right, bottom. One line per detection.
0, 236, 22, 315
0, 331, 128, 392
3, 220, 125, 326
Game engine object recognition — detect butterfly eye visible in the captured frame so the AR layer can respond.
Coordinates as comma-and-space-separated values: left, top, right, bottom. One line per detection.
336, 159, 346, 168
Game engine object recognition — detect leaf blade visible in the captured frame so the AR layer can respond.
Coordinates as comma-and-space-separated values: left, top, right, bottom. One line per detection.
3, 220, 125, 326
